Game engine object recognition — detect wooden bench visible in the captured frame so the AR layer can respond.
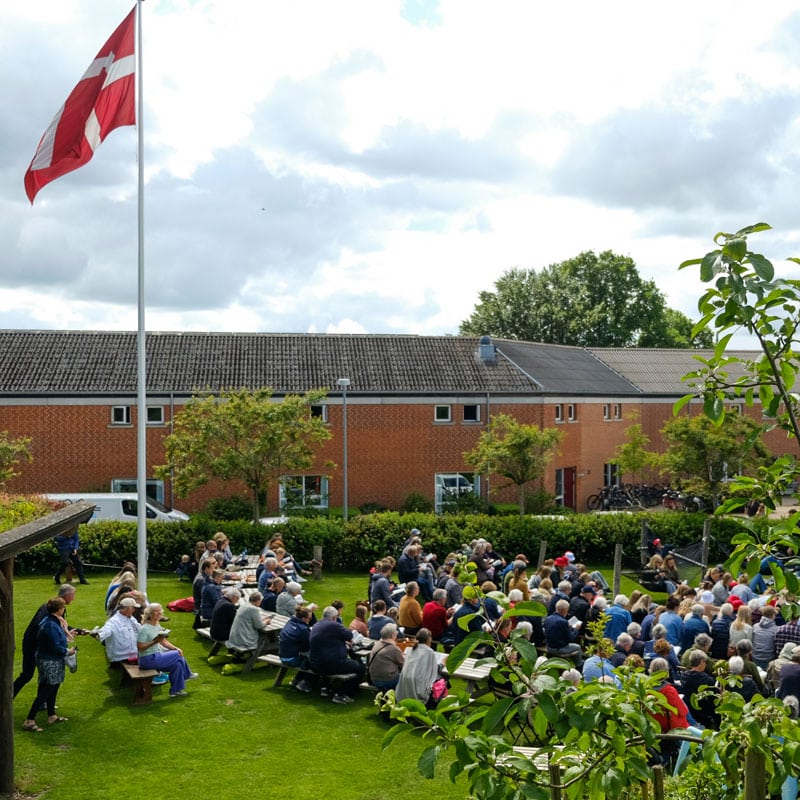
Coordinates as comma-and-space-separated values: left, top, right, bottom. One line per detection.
120, 662, 160, 705
256, 654, 378, 693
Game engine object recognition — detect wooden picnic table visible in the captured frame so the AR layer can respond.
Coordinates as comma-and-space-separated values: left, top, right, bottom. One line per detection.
443, 656, 494, 696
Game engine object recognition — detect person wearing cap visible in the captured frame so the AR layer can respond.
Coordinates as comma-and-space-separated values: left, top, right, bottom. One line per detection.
96, 596, 143, 664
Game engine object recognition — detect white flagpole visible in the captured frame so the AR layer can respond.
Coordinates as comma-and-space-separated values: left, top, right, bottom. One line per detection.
135, 0, 148, 596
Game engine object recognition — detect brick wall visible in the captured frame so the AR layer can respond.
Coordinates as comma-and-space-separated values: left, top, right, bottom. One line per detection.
1, 396, 794, 515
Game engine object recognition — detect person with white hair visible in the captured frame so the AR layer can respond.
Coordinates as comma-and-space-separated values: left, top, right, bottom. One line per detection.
309, 605, 365, 704
603, 595, 631, 641
726, 655, 757, 702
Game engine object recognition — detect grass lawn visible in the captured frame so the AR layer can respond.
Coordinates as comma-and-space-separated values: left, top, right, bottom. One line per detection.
11, 570, 467, 800
10, 566, 649, 799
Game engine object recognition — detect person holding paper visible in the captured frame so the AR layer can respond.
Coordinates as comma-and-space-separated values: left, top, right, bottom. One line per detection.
137, 603, 197, 698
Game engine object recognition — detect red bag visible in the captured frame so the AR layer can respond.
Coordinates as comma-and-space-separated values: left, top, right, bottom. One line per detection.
430, 678, 448, 702
167, 597, 195, 613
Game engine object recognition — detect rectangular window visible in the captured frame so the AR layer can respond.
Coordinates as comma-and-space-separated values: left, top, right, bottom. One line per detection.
604, 463, 619, 487
147, 406, 164, 425
614, 403, 622, 420
728, 403, 743, 415
310, 404, 328, 422
434, 404, 452, 423
111, 405, 131, 425
463, 404, 480, 423
111, 479, 165, 504
603, 404, 611, 420
280, 475, 329, 509
434, 473, 479, 513
555, 404, 564, 423
568, 404, 577, 422
554, 468, 565, 507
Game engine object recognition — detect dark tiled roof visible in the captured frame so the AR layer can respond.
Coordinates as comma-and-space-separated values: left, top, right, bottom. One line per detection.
497, 340, 639, 394
0, 331, 540, 396
587, 348, 760, 394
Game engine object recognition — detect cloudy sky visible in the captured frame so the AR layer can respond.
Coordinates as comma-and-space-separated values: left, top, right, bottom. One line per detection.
3, 0, 800, 338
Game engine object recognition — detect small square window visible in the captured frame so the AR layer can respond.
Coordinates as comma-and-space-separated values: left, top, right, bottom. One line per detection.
463, 404, 480, 423
555, 404, 563, 423
434, 404, 452, 422
111, 406, 131, 425
147, 406, 164, 425
310, 404, 328, 422
568, 404, 577, 421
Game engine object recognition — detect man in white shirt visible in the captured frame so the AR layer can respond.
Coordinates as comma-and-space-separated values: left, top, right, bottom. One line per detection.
96, 597, 141, 663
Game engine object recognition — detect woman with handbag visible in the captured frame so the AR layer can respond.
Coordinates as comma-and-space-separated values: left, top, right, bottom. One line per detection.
23, 596, 74, 731
395, 628, 446, 707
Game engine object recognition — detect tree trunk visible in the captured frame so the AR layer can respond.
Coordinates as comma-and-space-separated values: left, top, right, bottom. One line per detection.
518, 483, 525, 517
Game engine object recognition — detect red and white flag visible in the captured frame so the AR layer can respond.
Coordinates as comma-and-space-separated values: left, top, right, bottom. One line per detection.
24, 7, 137, 204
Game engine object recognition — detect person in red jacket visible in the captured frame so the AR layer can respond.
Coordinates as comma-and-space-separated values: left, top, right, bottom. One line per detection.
421, 588, 451, 640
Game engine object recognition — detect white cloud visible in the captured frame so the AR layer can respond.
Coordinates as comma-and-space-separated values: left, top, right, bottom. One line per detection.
3, 0, 800, 341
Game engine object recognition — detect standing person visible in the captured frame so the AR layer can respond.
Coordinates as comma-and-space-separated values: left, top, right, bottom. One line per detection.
15, 584, 79, 698
22, 597, 74, 731
137, 603, 198, 698
53, 526, 88, 585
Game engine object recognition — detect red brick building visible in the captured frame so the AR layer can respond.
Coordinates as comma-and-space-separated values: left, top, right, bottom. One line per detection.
0, 331, 790, 514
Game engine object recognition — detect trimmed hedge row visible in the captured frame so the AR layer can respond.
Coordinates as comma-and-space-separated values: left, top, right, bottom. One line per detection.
13, 511, 750, 575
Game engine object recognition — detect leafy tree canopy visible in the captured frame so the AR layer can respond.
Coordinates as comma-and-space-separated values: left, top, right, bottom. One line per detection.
460, 250, 713, 348
156, 388, 331, 522
463, 413, 562, 516
0, 430, 31, 486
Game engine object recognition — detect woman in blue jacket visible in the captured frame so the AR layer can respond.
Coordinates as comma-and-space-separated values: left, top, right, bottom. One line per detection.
23, 596, 74, 731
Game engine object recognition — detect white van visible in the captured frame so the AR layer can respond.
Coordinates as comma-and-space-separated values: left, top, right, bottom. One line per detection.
46, 493, 190, 524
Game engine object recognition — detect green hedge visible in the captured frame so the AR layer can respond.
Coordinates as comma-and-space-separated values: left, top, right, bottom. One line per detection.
12, 511, 749, 575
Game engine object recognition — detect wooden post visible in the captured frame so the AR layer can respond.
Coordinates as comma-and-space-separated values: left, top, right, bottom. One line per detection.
0, 557, 15, 796
652, 765, 665, 800
701, 518, 712, 576
312, 545, 323, 581
613, 542, 623, 598
640, 519, 650, 566
537, 540, 548, 570
548, 762, 561, 800
744, 747, 766, 800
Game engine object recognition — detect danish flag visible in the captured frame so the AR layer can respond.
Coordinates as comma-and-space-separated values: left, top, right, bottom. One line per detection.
24, 7, 136, 204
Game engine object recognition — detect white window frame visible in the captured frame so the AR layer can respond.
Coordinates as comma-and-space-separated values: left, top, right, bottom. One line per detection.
111, 405, 131, 425
110, 478, 165, 504
279, 475, 329, 509
568, 403, 577, 422
555, 404, 564, 423
434, 404, 452, 423
603, 404, 611, 421
434, 472, 479, 513
614, 403, 623, 420
604, 463, 619, 487
146, 405, 165, 425
554, 468, 565, 506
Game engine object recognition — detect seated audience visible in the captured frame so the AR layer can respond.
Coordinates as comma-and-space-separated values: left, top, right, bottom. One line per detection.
137, 603, 197, 698
226, 591, 274, 656
395, 628, 441, 707
309, 606, 365, 704
398, 581, 424, 636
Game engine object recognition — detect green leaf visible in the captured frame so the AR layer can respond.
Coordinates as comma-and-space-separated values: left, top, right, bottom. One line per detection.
482, 696, 515, 734
673, 393, 694, 416
700, 251, 721, 282
382, 722, 409, 749
417, 744, 439, 779
537, 691, 561, 723
748, 252, 775, 281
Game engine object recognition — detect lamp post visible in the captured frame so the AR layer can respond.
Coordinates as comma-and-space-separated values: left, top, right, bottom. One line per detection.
337, 378, 350, 521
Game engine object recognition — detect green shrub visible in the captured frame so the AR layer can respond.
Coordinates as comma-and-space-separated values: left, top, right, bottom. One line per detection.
203, 495, 252, 520
400, 492, 433, 513
11, 510, 744, 575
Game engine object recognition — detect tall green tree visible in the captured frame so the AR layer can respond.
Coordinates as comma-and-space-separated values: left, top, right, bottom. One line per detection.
460, 250, 713, 347
0, 431, 31, 486
463, 413, 562, 516
156, 388, 331, 522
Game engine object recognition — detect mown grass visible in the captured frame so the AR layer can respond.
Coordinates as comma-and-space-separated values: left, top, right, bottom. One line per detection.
11, 566, 650, 799
11, 570, 466, 800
